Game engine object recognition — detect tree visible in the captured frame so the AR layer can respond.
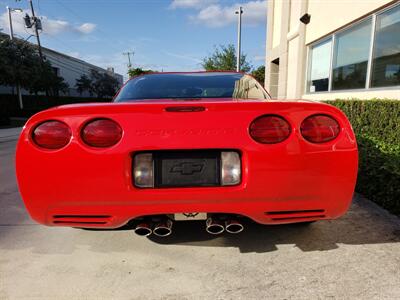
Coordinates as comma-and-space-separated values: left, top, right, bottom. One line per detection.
28, 60, 69, 96
75, 74, 93, 96
48, 73, 69, 96
0, 36, 69, 96
0, 37, 40, 90
75, 70, 120, 98
202, 44, 252, 73
90, 69, 119, 98
128, 67, 153, 78
251, 65, 265, 84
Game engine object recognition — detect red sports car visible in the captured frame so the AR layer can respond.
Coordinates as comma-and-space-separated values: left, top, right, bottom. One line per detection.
16, 71, 358, 237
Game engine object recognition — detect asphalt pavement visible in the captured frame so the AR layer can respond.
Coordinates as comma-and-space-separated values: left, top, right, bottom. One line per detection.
1, 135, 400, 300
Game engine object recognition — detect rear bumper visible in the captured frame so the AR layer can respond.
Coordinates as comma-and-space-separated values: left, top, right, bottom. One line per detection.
46, 197, 351, 228
17, 146, 357, 228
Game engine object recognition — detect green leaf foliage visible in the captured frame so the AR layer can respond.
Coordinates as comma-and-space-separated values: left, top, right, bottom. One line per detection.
326, 99, 400, 215
128, 68, 153, 78
251, 65, 265, 84
0, 37, 69, 96
75, 69, 119, 98
202, 44, 252, 73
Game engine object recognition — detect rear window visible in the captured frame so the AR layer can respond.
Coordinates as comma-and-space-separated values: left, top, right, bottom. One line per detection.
114, 73, 269, 101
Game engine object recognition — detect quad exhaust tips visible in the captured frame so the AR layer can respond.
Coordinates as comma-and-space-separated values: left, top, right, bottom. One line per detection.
134, 223, 153, 237
134, 216, 243, 236
225, 219, 244, 234
206, 217, 244, 235
206, 217, 225, 235
134, 219, 173, 237
153, 219, 173, 237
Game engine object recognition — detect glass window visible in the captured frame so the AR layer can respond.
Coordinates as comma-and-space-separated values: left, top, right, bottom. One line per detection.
114, 73, 269, 101
332, 19, 372, 90
307, 39, 332, 92
371, 5, 400, 88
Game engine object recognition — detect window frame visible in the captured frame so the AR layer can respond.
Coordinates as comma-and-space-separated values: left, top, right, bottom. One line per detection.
305, 2, 400, 94
306, 36, 333, 93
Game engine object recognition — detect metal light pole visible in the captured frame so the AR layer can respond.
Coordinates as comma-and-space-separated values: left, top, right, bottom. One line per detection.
6, 6, 24, 110
235, 6, 243, 72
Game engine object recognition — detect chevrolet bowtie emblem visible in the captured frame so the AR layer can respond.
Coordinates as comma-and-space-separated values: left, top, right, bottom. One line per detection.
170, 162, 204, 175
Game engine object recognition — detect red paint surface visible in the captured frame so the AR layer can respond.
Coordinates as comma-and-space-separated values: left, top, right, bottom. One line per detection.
16, 98, 358, 228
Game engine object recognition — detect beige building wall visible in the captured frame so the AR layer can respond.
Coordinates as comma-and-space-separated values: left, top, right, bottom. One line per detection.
272, 0, 283, 48
306, 0, 391, 44
265, 0, 400, 100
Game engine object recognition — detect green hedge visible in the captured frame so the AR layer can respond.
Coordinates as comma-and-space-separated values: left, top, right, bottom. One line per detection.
326, 99, 400, 215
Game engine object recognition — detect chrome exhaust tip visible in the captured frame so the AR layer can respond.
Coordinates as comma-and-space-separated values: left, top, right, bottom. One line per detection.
134, 223, 153, 237
225, 219, 244, 234
206, 217, 225, 235
153, 219, 173, 237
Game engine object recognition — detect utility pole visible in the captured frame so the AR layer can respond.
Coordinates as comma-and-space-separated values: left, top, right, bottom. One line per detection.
123, 51, 134, 69
7, 6, 24, 109
235, 6, 243, 72
28, 0, 43, 61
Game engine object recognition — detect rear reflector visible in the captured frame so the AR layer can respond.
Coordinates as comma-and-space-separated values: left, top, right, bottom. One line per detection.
81, 119, 122, 148
300, 114, 340, 143
249, 115, 291, 144
32, 120, 71, 149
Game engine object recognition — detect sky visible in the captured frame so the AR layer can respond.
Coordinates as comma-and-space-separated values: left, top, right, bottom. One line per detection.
0, 0, 267, 79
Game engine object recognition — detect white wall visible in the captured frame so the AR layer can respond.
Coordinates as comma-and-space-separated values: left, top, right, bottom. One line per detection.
43, 49, 123, 97
303, 89, 400, 101
272, 0, 283, 48
306, 0, 393, 44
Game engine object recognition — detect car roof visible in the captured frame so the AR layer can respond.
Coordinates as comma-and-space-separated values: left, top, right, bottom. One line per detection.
136, 71, 245, 76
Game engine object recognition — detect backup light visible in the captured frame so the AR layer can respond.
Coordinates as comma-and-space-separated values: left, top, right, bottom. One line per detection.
134, 153, 154, 188
221, 151, 241, 186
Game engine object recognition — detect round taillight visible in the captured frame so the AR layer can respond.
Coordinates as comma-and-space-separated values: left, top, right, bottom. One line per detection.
300, 114, 340, 143
81, 119, 122, 148
249, 115, 291, 144
32, 120, 71, 149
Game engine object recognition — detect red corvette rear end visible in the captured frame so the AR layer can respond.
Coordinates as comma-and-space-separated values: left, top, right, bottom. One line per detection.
16, 72, 358, 236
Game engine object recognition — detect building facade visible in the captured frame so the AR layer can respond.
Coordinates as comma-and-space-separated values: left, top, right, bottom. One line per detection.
265, 0, 400, 100
41, 47, 124, 97
0, 33, 124, 97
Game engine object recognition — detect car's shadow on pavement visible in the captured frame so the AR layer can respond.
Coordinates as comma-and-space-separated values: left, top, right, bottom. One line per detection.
146, 195, 400, 253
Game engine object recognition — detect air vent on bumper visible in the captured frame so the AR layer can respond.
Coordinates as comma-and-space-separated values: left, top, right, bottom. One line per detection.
264, 209, 325, 221
52, 215, 112, 225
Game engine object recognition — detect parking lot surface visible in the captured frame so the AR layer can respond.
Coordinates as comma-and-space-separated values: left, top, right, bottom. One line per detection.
1, 139, 400, 299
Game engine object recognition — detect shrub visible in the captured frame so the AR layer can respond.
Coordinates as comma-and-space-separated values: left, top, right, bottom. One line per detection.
326, 99, 400, 215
